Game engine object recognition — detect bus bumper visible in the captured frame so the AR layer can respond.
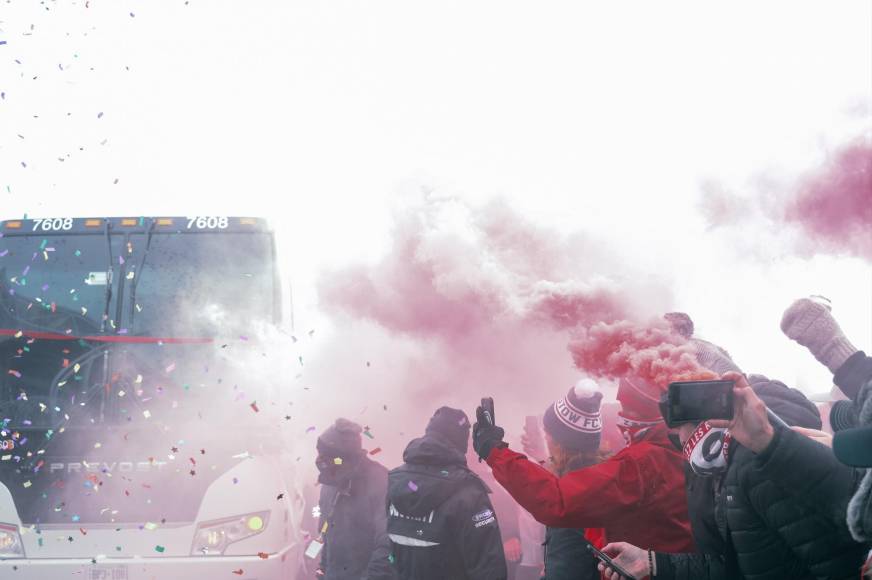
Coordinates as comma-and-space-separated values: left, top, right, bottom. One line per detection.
0, 549, 298, 580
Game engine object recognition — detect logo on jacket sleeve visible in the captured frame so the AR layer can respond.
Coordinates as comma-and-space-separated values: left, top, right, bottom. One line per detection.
472, 508, 495, 528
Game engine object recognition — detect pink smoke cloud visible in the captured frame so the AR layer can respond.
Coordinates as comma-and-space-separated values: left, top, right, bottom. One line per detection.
311, 194, 675, 465
319, 196, 646, 339
568, 319, 715, 390
784, 140, 872, 260
699, 136, 872, 260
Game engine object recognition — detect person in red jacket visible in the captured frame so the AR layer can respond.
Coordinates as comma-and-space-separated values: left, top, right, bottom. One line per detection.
472, 374, 696, 554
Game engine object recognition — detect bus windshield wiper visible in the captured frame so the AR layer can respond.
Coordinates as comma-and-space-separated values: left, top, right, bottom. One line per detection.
100, 221, 114, 333
128, 220, 155, 332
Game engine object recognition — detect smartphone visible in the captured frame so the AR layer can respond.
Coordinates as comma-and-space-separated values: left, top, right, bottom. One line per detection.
524, 416, 540, 437
664, 380, 734, 428
586, 543, 635, 579
481, 397, 495, 425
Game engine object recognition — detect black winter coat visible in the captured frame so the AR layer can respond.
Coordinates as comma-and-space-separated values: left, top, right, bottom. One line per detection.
834, 351, 872, 403
656, 377, 868, 580
319, 457, 396, 580
387, 434, 508, 580
542, 455, 599, 580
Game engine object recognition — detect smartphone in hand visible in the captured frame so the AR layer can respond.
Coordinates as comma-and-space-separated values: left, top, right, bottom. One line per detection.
586, 544, 635, 579
662, 380, 734, 428
481, 397, 495, 426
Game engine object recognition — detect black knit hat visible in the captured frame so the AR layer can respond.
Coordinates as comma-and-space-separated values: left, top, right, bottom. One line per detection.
543, 379, 603, 452
426, 407, 471, 453
317, 418, 363, 456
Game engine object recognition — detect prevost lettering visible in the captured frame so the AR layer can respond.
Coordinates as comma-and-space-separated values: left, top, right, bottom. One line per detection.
49, 460, 168, 474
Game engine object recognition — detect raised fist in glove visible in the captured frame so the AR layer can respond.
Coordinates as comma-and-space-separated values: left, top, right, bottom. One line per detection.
781, 297, 858, 374
473, 398, 507, 461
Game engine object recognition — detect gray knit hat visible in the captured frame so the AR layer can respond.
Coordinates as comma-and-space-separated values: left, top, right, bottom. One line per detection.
543, 379, 603, 452
665, 312, 741, 375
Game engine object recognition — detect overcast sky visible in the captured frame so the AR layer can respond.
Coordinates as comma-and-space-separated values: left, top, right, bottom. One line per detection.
1, 1, 870, 395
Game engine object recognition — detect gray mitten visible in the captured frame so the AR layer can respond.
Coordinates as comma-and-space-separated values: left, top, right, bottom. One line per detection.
781, 297, 858, 373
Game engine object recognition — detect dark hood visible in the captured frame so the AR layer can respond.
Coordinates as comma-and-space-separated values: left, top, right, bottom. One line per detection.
402, 434, 468, 467
389, 434, 476, 517
749, 375, 822, 429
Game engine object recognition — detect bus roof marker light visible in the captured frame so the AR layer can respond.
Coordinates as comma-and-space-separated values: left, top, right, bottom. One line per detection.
84, 219, 102, 227
5, 221, 22, 229
120, 219, 137, 227
156, 218, 173, 226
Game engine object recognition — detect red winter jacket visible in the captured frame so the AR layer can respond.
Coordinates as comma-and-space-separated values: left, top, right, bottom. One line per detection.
486, 423, 695, 553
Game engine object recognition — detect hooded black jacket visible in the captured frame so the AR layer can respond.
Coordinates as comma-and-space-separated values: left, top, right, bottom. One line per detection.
656, 377, 868, 580
318, 456, 396, 580
387, 434, 508, 580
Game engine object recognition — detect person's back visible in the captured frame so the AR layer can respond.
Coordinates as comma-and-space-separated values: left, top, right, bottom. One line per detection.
387, 407, 508, 580
539, 379, 605, 580
315, 419, 395, 580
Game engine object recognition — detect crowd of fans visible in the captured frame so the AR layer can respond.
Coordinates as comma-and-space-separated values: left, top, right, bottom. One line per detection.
308, 297, 872, 580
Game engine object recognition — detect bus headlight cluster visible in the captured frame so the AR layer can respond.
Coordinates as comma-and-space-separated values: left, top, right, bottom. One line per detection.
0, 523, 24, 558
190, 512, 269, 556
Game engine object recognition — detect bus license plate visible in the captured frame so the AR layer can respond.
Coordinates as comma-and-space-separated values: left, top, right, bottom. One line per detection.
89, 566, 128, 580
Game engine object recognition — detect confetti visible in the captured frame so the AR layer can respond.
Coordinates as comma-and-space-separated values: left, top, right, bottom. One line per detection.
257, 552, 268, 559
23, 481, 31, 488
369, 447, 382, 456
250, 401, 259, 413
333, 457, 342, 465
142, 410, 151, 419
407, 481, 418, 492
232, 570, 243, 576
154, 545, 165, 553
7, 370, 21, 379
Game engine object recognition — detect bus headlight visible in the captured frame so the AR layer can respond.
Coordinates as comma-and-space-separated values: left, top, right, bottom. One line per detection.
191, 512, 269, 556
0, 523, 24, 558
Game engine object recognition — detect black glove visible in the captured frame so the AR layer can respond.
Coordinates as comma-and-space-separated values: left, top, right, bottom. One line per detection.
473, 400, 506, 461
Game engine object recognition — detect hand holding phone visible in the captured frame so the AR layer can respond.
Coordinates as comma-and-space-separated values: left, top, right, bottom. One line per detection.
587, 544, 637, 579
706, 371, 777, 454
661, 380, 735, 428
473, 397, 505, 461
481, 397, 495, 426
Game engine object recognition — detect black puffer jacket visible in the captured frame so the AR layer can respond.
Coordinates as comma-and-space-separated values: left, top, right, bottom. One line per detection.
657, 377, 868, 580
318, 456, 396, 580
387, 434, 508, 580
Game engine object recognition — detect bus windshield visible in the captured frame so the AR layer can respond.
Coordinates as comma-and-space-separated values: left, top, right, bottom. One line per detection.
0, 229, 276, 337
0, 222, 281, 524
